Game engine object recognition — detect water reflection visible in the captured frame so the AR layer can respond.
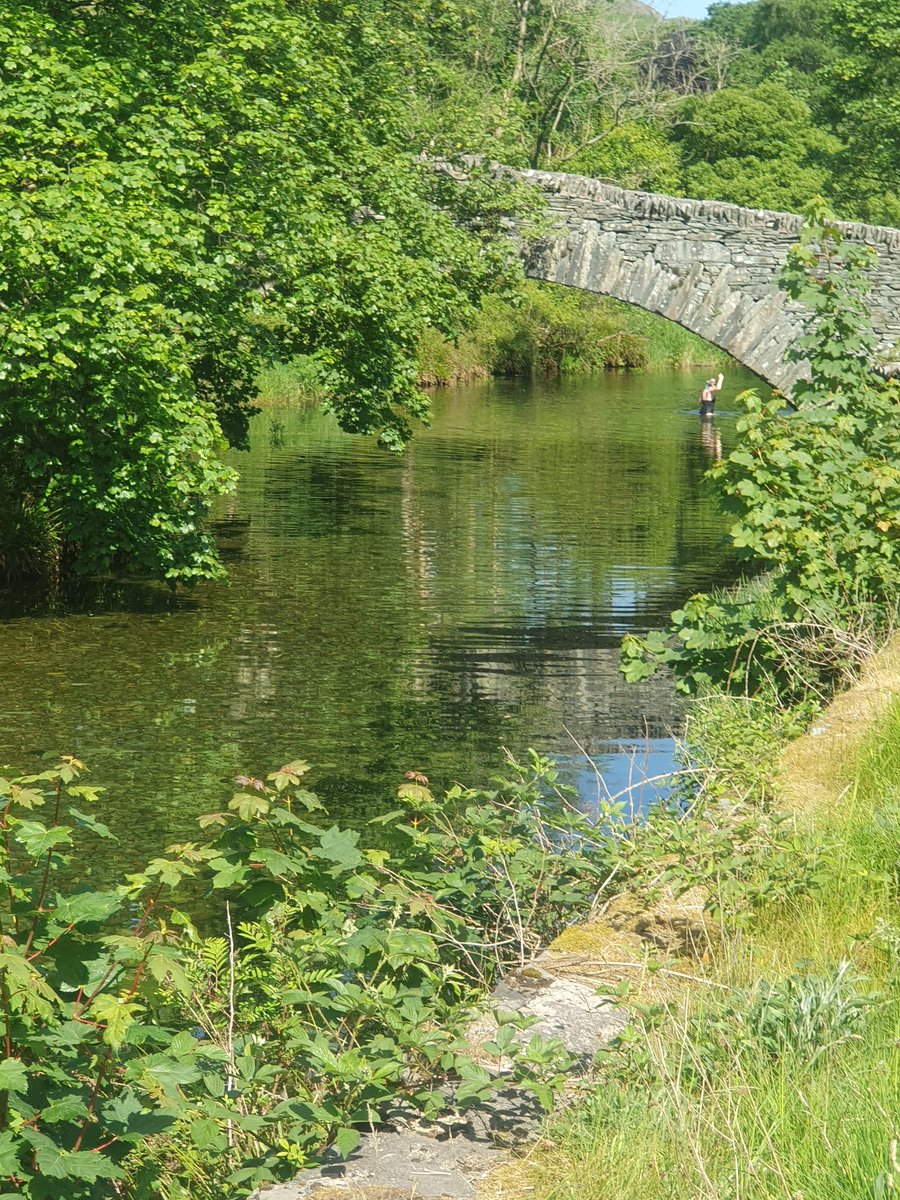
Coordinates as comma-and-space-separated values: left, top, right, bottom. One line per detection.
699, 419, 723, 463
557, 737, 679, 824
0, 370, 748, 871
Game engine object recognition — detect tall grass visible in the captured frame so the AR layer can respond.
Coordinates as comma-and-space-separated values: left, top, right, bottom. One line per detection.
417, 282, 727, 386
254, 355, 326, 407
0, 489, 61, 581
511, 699, 900, 1200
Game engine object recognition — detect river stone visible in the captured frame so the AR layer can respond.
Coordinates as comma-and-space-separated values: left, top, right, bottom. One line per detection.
255, 1128, 509, 1200
489, 965, 626, 1055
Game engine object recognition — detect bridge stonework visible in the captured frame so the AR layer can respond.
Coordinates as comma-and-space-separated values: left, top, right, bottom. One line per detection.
513, 168, 900, 390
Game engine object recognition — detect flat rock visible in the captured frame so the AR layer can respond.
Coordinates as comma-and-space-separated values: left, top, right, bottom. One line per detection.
491, 965, 626, 1055
256, 1128, 508, 1200
256, 968, 623, 1200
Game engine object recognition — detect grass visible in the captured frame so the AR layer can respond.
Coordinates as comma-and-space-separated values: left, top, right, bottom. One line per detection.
254, 355, 327, 408
418, 282, 727, 387
489, 664, 900, 1200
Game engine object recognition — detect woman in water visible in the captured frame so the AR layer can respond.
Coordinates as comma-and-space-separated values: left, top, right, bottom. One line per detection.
699, 372, 724, 417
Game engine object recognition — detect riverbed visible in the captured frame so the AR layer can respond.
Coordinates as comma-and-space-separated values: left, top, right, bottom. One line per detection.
0, 369, 748, 872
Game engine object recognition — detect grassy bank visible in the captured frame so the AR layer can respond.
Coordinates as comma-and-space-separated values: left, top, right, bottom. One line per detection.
253, 283, 727, 408
418, 283, 726, 386
254, 355, 327, 408
489, 644, 900, 1200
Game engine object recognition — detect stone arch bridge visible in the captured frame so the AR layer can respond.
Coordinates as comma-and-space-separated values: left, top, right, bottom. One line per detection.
454, 165, 900, 391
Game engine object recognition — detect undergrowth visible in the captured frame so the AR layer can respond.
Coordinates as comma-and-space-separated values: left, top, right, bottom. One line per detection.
0, 751, 615, 1198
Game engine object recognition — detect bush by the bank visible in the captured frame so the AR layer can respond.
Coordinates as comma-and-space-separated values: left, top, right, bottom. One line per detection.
623, 207, 900, 704
0, 752, 614, 1198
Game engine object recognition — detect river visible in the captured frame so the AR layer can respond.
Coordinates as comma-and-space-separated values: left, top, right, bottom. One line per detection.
0, 369, 748, 874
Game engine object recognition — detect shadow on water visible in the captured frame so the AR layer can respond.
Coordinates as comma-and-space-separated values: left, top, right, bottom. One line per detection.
0, 369, 753, 875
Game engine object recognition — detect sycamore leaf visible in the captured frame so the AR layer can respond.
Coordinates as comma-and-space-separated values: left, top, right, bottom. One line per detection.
198, 811, 228, 829
135, 1055, 202, 1099
42, 1096, 90, 1124
267, 760, 310, 791
228, 792, 271, 821
397, 782, 433, 804
146, 947, 192, 996
13, 821, 71, 858
316, 826, 363, 871
90, 994, 142, 1049
66, 806, 115, 839
52, 890, 121, 927
208, 857, 249, 889
0, 1058, 28, 1094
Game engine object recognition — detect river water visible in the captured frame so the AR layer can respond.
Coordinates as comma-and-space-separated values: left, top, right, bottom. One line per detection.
0, 369, 747, 872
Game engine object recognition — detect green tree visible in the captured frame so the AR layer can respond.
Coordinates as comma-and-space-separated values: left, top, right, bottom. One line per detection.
700, 0, 899, 223
673, 84, 839, 210
827, 0, 900, 223
0, 0, 523, 582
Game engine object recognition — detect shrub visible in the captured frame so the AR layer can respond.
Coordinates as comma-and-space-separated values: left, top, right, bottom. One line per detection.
0, 753, 605, 1197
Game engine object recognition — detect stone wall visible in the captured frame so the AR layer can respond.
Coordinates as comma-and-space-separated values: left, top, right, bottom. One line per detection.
510, 168, 900, 390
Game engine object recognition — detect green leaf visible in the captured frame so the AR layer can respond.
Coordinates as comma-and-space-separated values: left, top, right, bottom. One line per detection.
24, 1130, 122, 1181
228, 792, 271, 822
208, 857, 249, 889
42, 1096, 90, 1124
316, 826, 363, 871
334, 1126, 361, 1157
190, 1116, 226, 1151
66, 806, 115, 839
52, 890, 121, 927
35, 1144, 123, 1181
0, 1058, 28, 1094
90, 994, 141, 1049
14, 821, 71, 858
0, 1132, 21, 1175
134, 1055, 202, 1098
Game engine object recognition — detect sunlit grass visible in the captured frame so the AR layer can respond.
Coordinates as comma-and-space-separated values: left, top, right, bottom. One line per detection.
254, 355, 326, 408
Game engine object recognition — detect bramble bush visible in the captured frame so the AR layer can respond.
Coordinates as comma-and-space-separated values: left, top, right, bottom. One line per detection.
0, 753, 608, 1198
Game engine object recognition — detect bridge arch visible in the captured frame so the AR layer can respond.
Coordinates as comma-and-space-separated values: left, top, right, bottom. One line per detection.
493, 167, 900, 391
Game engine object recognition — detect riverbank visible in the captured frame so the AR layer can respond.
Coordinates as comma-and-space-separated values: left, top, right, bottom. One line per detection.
483, 634, 900, 1200
255, 284, 728, 406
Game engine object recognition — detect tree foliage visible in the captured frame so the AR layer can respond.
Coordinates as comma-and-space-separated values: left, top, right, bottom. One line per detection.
2, 0, 897, 583
673, 83, 838, 210
0, 0, 524, 581
701, 0, 899, 222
